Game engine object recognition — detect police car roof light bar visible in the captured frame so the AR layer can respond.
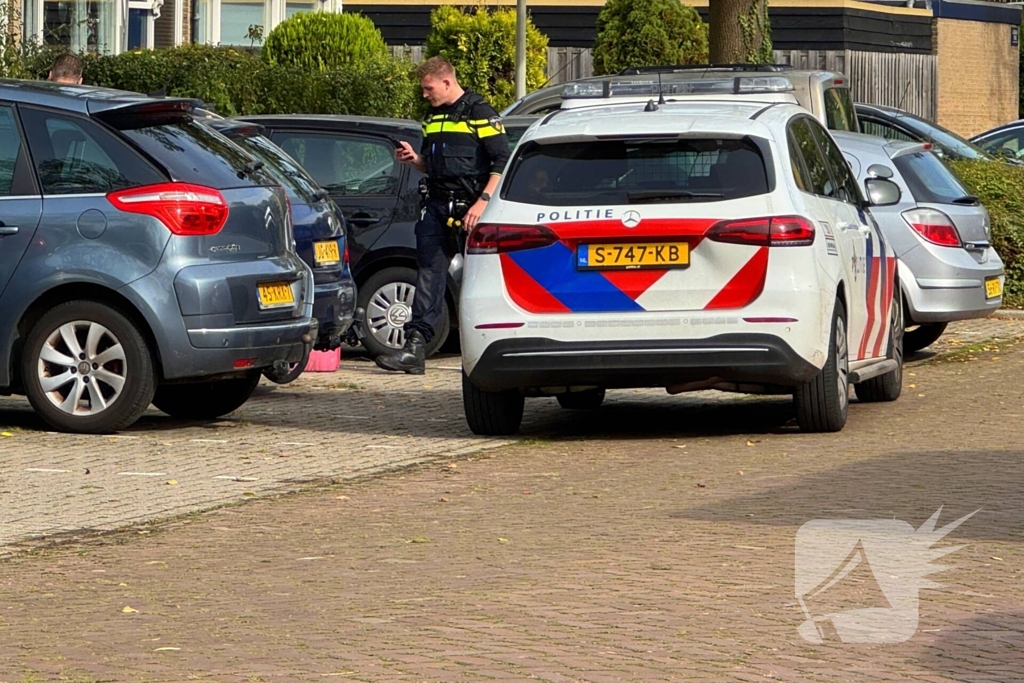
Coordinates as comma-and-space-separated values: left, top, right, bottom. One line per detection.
560, 75, 794, 100
617, 64, 794, 75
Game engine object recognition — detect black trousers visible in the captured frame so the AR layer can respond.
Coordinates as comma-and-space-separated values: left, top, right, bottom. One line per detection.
404, 201, 459, 344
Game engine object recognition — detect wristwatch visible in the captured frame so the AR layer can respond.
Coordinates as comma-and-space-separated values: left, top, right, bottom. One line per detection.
480, 192, 491, 202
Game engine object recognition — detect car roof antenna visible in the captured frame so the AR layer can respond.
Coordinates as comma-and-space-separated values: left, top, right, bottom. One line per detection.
657, 71, 666, 105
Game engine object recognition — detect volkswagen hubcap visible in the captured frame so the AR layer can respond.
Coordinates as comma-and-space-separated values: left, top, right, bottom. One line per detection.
367, 281, 415, 349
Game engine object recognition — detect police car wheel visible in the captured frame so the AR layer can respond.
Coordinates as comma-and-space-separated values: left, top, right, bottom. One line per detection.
462, 371, 524, 436
357, 267, 450, 359
855, 284, 903, 403
794, 300, 849, 433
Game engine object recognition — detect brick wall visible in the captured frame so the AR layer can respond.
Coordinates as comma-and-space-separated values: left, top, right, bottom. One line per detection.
936, 18, 1019, 137
154, 0, 191, 48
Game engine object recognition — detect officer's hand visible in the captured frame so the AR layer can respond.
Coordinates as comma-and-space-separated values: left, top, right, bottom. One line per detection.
463, 199, 486, 232
395, 141, 417, 164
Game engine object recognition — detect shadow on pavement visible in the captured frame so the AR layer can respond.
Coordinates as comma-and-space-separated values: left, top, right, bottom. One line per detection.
669, 447, 1024, 545
915, 609, 1024, 681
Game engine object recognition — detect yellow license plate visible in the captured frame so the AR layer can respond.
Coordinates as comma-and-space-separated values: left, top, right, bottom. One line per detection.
257, 282, 295, 309
986, 277, 1003, 299
314, 240, 340, 265
578, 242, 690, 270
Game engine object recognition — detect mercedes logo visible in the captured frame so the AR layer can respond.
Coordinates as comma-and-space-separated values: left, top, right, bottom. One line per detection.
621, 210, 641, 228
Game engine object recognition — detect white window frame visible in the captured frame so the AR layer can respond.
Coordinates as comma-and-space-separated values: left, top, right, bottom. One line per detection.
22, 0, 126, 54
198, 0, 341, 45
127, 0, 160, 50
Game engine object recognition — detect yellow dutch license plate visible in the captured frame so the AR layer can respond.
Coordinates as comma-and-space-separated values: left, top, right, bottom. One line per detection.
986, 277, 1003, 299
314, 240, 340, 265
578, 242, 690, 270
257, 282, 295, 309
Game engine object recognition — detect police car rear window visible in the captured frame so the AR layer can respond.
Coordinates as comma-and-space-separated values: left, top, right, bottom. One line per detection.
503, 138, 770, 206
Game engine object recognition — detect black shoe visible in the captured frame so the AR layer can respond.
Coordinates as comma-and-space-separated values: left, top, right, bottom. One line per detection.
374, 331, 427, 375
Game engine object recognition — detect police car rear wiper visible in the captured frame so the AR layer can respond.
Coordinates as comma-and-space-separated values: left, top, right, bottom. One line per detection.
626, 190, 724, 203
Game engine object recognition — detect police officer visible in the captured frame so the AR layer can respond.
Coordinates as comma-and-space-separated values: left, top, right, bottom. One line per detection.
375, 56, 510, 375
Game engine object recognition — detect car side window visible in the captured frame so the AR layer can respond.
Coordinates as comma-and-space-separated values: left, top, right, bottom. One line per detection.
823, 87, 857, 132
789, 118, 832, 196
0, 106, 26, 196
270, 132, 400, 197
859, 116, 916, 143
786, 132, 812, 193
21, 108, 164, 195
807, 121, 861, 205
975, 129, 1024, 159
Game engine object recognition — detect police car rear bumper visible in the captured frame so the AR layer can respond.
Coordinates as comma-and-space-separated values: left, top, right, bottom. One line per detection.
466, 335, 819, 392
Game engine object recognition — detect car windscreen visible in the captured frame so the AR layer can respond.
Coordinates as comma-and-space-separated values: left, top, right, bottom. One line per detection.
233, 133, 324, 205
894, 151, 974, 205
895, 112, 992, 161
502, 137, 771, 206
115, 115, 278, 188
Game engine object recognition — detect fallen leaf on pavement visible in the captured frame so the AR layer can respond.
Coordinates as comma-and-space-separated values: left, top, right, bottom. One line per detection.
407, 537, 430, 544
167, 480, 178, 486
737, 470, 744, 476
122, 606, 138, 613
992, 557, 1004, 561
1, 432, 12, 437
498, 537, 510, 544
439, 497, 450, 503
696, 483, 706, 488
153, 647, 180, 652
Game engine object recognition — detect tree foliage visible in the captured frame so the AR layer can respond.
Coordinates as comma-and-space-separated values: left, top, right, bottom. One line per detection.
592, 0, 708, 76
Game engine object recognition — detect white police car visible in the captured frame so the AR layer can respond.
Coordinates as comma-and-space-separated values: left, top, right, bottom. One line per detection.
459, 100, 904, 435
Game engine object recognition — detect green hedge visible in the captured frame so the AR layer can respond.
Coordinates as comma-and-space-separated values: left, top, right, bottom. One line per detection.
425, 6, 548, 113
262, 12, 389, 72
73, 45, 416, 118
947, 159, 1024, 307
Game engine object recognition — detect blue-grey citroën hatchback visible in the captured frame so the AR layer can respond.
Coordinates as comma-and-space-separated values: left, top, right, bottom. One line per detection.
0, 81, 316, 433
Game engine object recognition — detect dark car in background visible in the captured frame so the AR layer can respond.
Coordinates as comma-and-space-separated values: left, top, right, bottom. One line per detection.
198, 116, 356, 381
237, 115, 455, 359
855, 103, 996, 162
0, 82, 316, 433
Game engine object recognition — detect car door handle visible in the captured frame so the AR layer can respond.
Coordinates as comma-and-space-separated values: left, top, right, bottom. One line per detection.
348, 213, 379, 228
0, 226, 18, 236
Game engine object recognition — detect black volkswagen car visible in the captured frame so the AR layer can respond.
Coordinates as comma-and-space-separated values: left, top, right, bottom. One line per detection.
236, 115, 540, 359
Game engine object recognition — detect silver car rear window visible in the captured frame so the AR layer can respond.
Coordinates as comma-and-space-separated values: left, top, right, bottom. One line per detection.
894, 151, 974, 205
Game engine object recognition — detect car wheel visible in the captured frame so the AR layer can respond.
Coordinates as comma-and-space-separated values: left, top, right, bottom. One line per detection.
556, 388, 606, 410
904, 321, 947, 354
153, 372, 261, 420
462, 371, 524, 436
855, 286, 904, 403
794, 300, 849, 433
262, 362, 304, 385
357, 267, 449, 359
22, 301, 156, 434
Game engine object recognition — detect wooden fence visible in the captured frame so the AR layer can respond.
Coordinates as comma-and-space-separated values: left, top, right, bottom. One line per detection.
389, 46, 937, 120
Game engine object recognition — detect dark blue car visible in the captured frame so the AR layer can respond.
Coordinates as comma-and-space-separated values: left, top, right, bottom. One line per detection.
198, 116, 356, 382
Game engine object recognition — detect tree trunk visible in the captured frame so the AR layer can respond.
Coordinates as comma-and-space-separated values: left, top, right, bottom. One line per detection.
709, 0, 772, 64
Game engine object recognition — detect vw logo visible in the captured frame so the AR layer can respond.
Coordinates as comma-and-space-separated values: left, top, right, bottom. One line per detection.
621, 210, 641, 228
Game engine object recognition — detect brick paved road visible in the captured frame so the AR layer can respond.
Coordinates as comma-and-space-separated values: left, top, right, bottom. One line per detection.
0, 318, 1021, 682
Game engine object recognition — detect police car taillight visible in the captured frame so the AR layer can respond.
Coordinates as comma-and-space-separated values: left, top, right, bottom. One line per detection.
468, 224, 558, 254
706, 216, 815, 247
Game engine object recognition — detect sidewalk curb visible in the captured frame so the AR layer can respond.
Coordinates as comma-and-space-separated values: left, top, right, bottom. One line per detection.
991, 309, 1024, 320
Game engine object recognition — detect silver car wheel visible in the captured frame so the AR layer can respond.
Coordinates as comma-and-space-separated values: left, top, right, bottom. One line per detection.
37, 320, 127, 416
835, 315, 849, 411
366, 280, 415, 349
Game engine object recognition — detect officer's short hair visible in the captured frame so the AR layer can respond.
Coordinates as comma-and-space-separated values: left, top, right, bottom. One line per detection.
50, 54, 83, 82
416, 56, 456, 81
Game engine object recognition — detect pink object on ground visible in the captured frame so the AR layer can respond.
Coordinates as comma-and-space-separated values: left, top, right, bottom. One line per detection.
304, 348, 341, 372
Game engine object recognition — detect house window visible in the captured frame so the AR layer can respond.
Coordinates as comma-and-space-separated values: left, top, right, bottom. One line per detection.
285, 0, 315, 18
219, 0, 263, 45
32, 0, 120, 54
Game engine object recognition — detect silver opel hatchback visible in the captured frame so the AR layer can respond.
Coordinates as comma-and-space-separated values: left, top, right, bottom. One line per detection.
834, 132, 1004, 352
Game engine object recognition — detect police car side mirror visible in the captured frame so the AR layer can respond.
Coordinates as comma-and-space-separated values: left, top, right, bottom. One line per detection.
865, 177, 901, 207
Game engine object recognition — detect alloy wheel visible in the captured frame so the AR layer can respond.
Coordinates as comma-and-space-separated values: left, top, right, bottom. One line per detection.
37, 321, 127, 416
